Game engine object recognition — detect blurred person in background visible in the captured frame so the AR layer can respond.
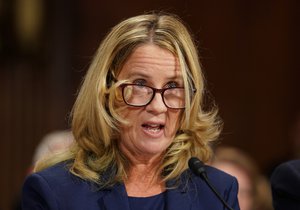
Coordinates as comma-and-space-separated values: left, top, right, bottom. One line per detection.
270, 113, 300, 209
21, 12, 240, 210
211, 146, 273, 210
12, 130, 74, 210
29, 130, 74, 172
270, 159, 300, 210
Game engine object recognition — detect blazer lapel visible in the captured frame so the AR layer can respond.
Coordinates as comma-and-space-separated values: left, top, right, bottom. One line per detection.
165, 171, 193, 210
97, 183, 131, 210
165, 187, 192, 210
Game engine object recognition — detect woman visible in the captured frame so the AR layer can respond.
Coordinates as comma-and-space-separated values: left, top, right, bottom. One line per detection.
22, 12, 240, 210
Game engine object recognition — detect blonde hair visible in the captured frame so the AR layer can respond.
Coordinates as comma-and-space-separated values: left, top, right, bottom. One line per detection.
35, 12, 222, 187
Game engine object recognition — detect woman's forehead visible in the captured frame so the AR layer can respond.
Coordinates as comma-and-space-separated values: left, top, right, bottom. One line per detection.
117, 44, 182, 79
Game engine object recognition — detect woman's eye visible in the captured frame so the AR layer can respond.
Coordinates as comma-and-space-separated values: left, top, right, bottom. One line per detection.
133, 79, 146, 86
166, 81, 179, 88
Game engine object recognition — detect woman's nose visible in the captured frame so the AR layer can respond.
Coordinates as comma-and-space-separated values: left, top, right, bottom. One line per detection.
145, 92, 168, 114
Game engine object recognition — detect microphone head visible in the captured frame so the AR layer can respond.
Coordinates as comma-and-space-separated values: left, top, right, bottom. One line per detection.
188, 157, 206, 177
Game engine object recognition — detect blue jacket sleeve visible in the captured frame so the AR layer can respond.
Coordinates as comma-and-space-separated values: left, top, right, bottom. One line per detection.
22, 173, 59, 210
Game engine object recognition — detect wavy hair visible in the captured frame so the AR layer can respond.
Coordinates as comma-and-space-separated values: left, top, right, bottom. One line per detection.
35, 12, 222, 187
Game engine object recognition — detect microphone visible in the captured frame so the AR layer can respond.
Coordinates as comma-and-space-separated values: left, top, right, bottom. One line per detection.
188, 157, 234, 210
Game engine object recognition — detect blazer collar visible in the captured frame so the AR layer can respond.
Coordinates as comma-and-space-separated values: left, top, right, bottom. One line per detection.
164, 186, 192, 210
97, 183, 131, 210
165, 170, 193, 210
97, 170, 194, 210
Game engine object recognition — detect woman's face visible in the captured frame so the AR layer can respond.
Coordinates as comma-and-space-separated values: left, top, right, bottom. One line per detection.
117, 44, 183, 161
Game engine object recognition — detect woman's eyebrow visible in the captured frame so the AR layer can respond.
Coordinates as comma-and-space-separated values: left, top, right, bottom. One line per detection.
165, 75, 183, 80
126, 70, 150, 79
127, 73, 184, 82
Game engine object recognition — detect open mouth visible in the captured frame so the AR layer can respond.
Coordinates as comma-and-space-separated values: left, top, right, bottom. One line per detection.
142, 123, 165, 133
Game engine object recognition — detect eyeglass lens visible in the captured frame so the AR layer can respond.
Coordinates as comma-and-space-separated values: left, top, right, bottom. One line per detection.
123, 84, 185, 109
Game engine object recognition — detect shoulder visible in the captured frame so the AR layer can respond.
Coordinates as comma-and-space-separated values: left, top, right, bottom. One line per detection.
25, 161, 82, 190
271, 159, 300, 189
180, 165, 240, 210
271, 159, 300, 206
190, 165, 239, 193
271, 159, 300, 179
206, 164, 237, 181
22, 161, 100, 209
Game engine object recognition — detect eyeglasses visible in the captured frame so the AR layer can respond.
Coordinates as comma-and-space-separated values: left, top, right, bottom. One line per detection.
120, 84, 188, 109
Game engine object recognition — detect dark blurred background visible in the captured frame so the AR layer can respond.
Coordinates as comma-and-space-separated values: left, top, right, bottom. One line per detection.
1, 0, 299, 209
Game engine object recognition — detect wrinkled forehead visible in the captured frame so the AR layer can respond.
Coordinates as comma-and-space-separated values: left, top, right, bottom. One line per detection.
117, 44, 182, 79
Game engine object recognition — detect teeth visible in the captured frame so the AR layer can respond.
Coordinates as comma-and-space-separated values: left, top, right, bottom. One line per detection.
142, 124, 163, 128
147, 124, 160, 128
142, 123, 164, 133
145, 126, 161, 132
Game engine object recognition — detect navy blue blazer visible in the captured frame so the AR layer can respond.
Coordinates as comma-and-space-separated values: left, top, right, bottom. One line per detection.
22, 162, 240, 210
